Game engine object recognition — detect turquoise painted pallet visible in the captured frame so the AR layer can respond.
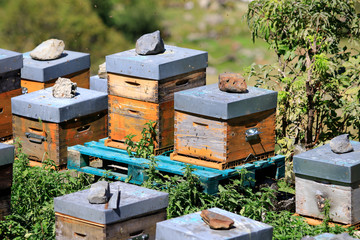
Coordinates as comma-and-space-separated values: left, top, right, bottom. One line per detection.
67, 139, 285, 195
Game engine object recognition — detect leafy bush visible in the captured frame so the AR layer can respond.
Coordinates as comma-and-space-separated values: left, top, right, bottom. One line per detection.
0, 140, 94, 239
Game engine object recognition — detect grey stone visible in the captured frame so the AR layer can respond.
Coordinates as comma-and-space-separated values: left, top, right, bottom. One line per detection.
218, 72, 247, 93
330, 134, 354, 154
88, 181, 110, 204
52, 78, 77, 98
98, 62, 107, 79
330, 233, 356, 240
301, 237, 315, 240
108, 189, 120, 209
135, 30, 165, 55
30, 39, 65, 60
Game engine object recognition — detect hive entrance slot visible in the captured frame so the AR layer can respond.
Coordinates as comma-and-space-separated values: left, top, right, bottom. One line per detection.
176, 79, 189, 86
125, 81, 141, 87
0, 108, 3, 114
77, 125, 91, 133
74, 232, 86, 238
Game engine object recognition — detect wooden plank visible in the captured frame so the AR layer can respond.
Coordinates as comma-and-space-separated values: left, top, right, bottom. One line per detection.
0, 188, 11, 220
21, 68, 90, 93
55, 210, 166, 240
293, 213, 360, 229
0, 163, 13, 190
108, 96, 174, 150
295, 176, 360, 225
13, 110, 107, 167
108, 69, 206, 103
0, 88, 21, 139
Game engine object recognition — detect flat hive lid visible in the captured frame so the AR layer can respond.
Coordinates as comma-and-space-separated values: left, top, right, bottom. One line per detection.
0, 49, 23, 74
294, 141, 360, 184
54, 181, 169, 225
106, 45, 208, 80
0, 143, 14, 166
156, 208, 273, 240
11, 87, 107, 123
174, 83, 278, 120
21, 50, 90, 82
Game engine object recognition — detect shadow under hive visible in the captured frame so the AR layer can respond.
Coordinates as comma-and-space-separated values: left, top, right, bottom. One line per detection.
11, 87, 108, 167
0, 48, 23, 141
294, 141, 360, 225
171, 83, 278, 170
104, 45, 207, 155
20, 50, 90, 93
54, 181, 168, 240
0, 143, 14, 220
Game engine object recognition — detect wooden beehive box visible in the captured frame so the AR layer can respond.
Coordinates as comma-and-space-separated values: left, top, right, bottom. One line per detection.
11, 87, 108, 167
54, 181, 168, 240
0, 49, 23, 141
0, 143, 14, 220
171, 84, 277, 170
21, 50, 90, 93
105, 45, 207, 154
294, 141, 360, 225
156, 207, 273, 240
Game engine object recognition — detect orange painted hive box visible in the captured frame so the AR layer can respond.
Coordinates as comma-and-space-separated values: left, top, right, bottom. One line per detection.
11, 87, 108, 167
0, 49, 23, 141
20, 50, 90, 93
171, 83, 278, 170
105, 45, 207, 154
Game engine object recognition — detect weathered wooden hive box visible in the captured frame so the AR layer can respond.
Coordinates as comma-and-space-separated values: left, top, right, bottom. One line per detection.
54, 181, 169, 240
0, 143, 14, 220
155, 207, 273, 240
294, 141, 360, 225
21, 50, 90, 93
90, 75, 108, 93
0, 49, 23, 141
11, 87, 108, 167
104, 45, 207, 154
171, 83, 277, 170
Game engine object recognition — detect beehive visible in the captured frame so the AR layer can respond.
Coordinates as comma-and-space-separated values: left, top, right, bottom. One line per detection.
294, 141, 360, 225
171, 84, 277, 170
155, 208, 273, 240
11, 87, 108, 167
105, 45, 207, 154
90, 75, 108, 93
0, 143, 14, 220
0, 49, 23, 141
54, 181, 168, 240
21, 50, 90, 93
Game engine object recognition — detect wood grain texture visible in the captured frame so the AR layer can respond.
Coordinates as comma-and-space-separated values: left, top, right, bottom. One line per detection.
173, 109, 276, 163
108, 69, 206, 103
21, 68, 90, 93
13, 110, 107, 166
0, 164, 13, 190
0, 88, 22, 139
108, 95, 174, 151
295, 176, 360, 225
55, 209, 166, 240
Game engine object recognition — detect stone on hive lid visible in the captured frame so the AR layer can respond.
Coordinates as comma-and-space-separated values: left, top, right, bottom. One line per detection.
0, 49, 23, 74
218, 72, 247, 93
174, 83, 277, 120
155, 207, 273, 240
329, 134, 353, 154
11, 87, 107, 123
30, 39, 65, 60
200, 209, 234, 229
106, 45, 207, 80
88, 181, 110, 204
135, 30, 165, 55
21, 50, 90, 82
293, 141, 360, 184
0, 143, 14, 166
52, 78, 77, 98
54, 181, 168, 225
98, 62, 107, 79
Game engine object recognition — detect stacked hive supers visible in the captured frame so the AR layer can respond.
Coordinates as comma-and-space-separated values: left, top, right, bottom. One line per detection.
0, 49, 23, 141
104, 45, 207, 154
11, 88, 108, 167
20, 50, 90, 93
171, 84, 278, 170
0, 143, 14, 220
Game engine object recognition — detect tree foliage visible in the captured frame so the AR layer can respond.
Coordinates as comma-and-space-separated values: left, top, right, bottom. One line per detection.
247, 0, 360, 148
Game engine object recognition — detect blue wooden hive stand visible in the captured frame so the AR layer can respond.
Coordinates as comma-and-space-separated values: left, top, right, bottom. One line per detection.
68, 139, 285, 195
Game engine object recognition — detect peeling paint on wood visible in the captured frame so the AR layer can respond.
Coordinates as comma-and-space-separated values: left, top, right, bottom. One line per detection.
0, 88, 21, 139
